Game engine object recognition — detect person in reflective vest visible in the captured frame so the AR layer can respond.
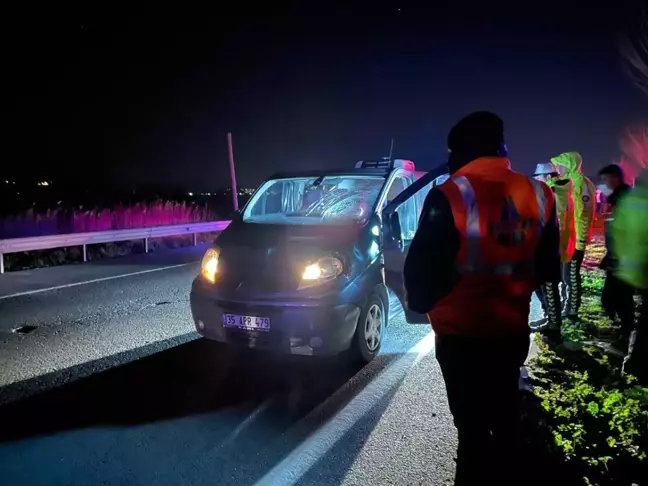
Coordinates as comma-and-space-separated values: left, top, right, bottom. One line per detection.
612, 170, 648, 382
550, 152, 597, 319
530, 161, 576, 332
403, 111, 561, 486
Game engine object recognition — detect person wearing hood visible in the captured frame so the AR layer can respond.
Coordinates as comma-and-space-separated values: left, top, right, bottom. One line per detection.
530, 161, 575, 333
403, 111, 560, 485
611, 170, 648, 381
551, 152, 597, 319
597, 164, 634, 341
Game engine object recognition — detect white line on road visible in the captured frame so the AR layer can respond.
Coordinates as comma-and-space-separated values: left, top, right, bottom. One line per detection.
255, 331, 436, 486
219, 399, 275, 449
0, 263, 194, 301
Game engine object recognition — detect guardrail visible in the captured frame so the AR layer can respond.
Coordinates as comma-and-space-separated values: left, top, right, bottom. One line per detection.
0, 220, 231, 274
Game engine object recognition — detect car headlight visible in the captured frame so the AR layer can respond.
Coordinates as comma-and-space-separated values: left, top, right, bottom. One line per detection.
300, 256, 344, 288
200, 248, 220, 283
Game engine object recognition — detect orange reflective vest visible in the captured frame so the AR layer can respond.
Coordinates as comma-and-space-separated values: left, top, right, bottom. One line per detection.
429, 157, 554, 336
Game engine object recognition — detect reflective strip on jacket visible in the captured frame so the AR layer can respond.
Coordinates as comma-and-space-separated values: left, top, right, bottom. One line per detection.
550, 152, 596, 250
428, 157, 555, 336
612, 183, 648, 289
547, 178, 576, 262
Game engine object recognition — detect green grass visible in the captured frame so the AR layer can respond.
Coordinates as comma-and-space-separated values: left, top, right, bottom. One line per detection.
528, 240, 648, 486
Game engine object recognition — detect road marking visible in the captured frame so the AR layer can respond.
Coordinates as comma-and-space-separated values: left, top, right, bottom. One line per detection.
220, 399, 274, 449
255, 331, 436, 486
0, 263, 194, 301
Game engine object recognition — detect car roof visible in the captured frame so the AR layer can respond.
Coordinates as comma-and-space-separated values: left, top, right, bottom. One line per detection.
267, 168, 393, 180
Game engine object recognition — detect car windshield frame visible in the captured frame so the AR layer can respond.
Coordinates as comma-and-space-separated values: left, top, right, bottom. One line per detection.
242, 175, 387, 225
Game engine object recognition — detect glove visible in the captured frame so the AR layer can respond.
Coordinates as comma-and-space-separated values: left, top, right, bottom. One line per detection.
572, 249, 585, 262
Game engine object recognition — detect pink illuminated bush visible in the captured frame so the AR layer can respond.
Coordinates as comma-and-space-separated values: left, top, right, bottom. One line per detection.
0, 201, 214, 239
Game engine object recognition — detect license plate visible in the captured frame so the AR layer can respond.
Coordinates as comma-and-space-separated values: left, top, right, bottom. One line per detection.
222, 313, 271, 331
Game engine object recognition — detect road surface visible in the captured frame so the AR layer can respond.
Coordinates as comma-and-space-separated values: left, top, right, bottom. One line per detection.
0, 247, 543, 485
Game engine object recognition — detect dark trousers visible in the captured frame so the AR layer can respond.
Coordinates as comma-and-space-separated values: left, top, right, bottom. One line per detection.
624, 290, 647, 382
566, 250, 585, 317
535, 263, 569, 328
601, 271, 636, 336
436, 333, 530, 485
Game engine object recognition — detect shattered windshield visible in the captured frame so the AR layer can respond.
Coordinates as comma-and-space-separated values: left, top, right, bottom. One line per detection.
242, 176, 386, 225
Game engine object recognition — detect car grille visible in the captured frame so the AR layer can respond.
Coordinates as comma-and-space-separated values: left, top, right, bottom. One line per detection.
219, 247, 299, 293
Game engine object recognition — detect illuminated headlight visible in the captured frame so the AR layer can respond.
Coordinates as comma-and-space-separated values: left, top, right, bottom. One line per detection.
200, 248, 220, 283
300, 256, 344, 288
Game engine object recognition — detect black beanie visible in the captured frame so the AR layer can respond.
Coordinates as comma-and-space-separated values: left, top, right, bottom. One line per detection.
447, 111, 505, 157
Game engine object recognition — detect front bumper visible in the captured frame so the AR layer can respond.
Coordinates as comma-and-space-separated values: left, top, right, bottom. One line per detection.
190, 278, 361, 356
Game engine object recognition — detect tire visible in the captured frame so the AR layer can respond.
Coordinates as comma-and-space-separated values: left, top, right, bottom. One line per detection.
352, 291, 386, 363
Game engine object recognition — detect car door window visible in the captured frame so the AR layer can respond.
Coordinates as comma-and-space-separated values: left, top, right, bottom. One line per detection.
398, 179, 418, 240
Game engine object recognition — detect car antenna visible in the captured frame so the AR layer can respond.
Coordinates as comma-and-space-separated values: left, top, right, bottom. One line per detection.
388, 138, 395, 165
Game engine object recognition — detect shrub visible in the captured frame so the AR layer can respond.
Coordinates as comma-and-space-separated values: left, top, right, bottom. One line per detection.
0, 201, 215, 239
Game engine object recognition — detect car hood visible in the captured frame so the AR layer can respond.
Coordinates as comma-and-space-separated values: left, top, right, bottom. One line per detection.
213, 220, 366, 296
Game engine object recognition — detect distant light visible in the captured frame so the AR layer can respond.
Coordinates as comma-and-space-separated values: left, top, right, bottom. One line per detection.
188, 192, 194, 196
38, 181, 49, 186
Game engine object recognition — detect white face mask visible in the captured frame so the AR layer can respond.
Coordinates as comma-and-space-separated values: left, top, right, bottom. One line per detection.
597, 184, 613, 197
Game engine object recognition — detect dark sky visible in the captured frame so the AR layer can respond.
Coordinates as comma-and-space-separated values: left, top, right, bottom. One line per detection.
6, 2, 648, 191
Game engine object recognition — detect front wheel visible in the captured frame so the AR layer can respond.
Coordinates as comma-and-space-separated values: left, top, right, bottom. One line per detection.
352, 292, 386, 363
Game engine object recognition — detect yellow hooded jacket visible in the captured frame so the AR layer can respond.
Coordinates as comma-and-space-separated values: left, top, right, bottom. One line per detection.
547, 178, 576, 262
551, 152, 596, 251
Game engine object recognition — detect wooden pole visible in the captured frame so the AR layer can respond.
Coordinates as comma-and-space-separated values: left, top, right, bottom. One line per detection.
227, 132, 239, 211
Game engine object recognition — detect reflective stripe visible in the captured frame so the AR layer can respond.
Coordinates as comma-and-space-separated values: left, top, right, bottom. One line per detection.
452, 176, 480, 266
452, 176, 480, 237
529, 178, 547, 233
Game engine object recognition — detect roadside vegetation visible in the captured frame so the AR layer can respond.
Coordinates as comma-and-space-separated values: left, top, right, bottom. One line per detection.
526, 238, 648, 486
0, 201, 214, 239
0, 201, 224, 273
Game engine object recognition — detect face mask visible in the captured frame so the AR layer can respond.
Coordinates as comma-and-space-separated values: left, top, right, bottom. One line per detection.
597, 184, 613, 197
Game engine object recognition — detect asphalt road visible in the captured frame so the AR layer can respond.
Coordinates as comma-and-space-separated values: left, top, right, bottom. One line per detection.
0, 247, 543, 485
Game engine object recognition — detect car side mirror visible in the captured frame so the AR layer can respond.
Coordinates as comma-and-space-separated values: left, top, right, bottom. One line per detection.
386, 212, 403, 250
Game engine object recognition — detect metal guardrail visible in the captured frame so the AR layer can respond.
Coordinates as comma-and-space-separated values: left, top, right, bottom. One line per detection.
0, 220, 231, 274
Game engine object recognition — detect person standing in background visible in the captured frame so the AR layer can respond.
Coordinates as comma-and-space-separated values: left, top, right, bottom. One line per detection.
598, 164, 634, 347
551, 152, 596, 320
530, 161, 575, 335
611, 170, 648, 382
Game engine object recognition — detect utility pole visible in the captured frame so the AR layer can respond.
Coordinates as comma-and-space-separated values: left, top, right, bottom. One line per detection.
227, 132, 239, 211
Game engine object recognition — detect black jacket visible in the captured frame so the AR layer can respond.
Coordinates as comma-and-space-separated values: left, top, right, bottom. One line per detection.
607, 183, 631, 209
403, 187, 561, 314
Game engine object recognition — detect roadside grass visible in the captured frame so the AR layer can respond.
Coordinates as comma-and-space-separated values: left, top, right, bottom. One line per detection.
526, 239, 648, 485
0, 201, 214, 239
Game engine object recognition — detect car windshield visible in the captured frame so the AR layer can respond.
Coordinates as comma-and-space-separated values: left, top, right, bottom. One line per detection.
242, 175, 386, 225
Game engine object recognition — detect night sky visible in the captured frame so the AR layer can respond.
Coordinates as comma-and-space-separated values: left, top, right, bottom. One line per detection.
7, 2, 648, 192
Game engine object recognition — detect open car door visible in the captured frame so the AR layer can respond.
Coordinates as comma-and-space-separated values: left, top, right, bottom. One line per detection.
381, 164, 450, 324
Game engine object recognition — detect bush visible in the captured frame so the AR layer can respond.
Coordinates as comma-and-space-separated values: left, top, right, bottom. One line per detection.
528, 240, 648, 485
0, 201, 215, 239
